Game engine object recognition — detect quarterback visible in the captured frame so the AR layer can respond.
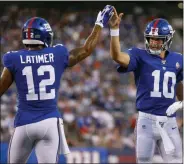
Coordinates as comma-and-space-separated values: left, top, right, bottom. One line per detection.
109, 6, 183, 163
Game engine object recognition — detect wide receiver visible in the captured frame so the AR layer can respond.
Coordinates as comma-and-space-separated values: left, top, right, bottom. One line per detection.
0, 5, 113, 163
109, 7, 183, 163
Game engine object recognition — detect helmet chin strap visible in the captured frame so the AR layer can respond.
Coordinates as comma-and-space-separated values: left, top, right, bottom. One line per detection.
45, 42, 48, 47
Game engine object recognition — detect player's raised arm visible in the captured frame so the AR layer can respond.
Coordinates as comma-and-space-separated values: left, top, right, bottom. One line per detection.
68, 5, 113, 67
109, 7, 130, 68
68, 25, 101, 67
0, 67, 13, 97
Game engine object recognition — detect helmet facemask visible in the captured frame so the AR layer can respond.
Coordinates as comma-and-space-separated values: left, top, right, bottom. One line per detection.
144, 32, 174, 55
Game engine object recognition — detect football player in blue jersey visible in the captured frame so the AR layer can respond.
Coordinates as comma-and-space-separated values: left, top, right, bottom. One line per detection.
0, 5, 113, 163
108, 7, 183, 163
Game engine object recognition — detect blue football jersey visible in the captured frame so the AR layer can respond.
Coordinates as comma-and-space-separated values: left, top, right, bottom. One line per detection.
117, 47, 183, 116
2, 44, 69, 127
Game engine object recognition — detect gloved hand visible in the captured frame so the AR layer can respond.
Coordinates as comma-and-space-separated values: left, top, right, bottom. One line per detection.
95, 5, 114, 28
166, 101, 183, 116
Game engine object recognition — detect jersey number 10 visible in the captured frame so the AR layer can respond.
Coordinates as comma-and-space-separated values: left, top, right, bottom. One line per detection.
151, 70, 176, 98
22, 65, 55, 101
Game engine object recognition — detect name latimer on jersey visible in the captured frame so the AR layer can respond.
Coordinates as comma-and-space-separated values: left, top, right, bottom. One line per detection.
20, 53, 54, 64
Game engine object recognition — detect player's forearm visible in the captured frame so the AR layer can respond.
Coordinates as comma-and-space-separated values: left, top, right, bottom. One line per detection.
110, 36, 129, 67
68, 25, 102, 67
110, 35, 121, 61
83, 25, 102, 55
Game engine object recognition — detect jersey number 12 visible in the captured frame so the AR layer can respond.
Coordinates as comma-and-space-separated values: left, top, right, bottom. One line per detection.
151, 70, 176, 98
22, 65, 55, 101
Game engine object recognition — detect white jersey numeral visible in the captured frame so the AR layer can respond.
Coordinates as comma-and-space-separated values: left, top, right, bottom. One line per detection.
38, 65, 55, 100
163, 71, 176, 98
22, 65, 55, 101
151, 70, 176, 98
22, 66, 38, 100
150, 70, 161, 97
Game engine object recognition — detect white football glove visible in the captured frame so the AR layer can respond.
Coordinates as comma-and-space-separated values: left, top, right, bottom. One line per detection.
95, 5, 114, 28
166, 101, 183, 116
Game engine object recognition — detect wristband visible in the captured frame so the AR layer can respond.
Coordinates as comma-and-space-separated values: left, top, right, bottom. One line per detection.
95, 22, 103, 28
110, 29, 119, 36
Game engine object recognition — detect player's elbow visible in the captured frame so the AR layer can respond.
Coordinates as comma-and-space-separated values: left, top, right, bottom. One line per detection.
111, 56, 121, 65
110, 50, 119, 61
111, 53, 117, 61
110, 52, 129, 68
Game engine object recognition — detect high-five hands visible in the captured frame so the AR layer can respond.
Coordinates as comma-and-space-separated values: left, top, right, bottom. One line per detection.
95, 5, 114, 28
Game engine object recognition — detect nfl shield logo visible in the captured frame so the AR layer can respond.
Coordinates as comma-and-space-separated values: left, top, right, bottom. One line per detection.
159, 122, 165, 128
162, 60, 166, 64
176, 62, 180, 69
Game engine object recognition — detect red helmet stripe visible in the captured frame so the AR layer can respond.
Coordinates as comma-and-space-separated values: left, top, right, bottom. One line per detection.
153, 19, 160, 28
27, 17, 36, 39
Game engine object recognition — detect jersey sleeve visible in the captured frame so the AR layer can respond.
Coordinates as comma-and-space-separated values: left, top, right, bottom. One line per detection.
117, 47, 140, 73
2, 52, 14, 73
54, 44, 69, 68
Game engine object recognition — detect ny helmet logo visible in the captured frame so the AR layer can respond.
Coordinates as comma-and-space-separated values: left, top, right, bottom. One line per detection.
149, 27, 159, 35
162, 60, 166, 64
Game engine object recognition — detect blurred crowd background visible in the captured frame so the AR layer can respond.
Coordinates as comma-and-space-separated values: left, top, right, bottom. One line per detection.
0, 1, 183, 152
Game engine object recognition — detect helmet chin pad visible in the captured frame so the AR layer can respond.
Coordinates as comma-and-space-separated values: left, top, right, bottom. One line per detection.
149, 48, 162, 55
